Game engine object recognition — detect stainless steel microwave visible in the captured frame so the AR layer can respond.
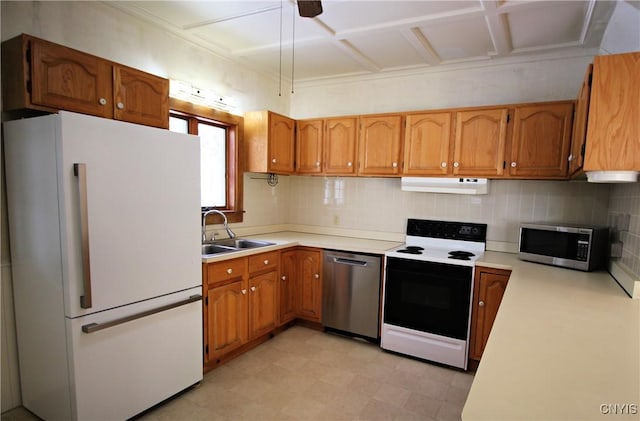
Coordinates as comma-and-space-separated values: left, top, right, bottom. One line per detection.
518, 223, 609, 271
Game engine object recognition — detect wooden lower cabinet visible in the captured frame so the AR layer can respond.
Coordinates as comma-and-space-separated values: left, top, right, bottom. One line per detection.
469, 266, 511, 361
279, 249, 298, 324
248, 254, 280, 339
202, 247, 324, 370
203, 258, 248, 363
206, 279, 248, 362
296, 248, 323, 322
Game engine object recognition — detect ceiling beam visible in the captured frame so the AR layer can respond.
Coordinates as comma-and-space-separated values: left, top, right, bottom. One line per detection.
400, 28, 441, 66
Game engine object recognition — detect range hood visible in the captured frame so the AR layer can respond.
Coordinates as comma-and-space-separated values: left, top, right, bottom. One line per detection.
401, 177, 489, 194
586, 171, 639, 183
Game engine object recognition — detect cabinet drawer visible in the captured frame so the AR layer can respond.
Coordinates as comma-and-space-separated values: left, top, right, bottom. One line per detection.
208, 258, 246, 285
248, 251, 279, 274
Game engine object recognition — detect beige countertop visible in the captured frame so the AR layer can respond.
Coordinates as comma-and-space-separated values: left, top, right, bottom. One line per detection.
200, 231, 402, 263
465, 251, 640, 421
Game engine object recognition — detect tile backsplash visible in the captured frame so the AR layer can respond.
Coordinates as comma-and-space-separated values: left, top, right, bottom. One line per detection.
244, 174, 611, 251
608, 182, 640, 278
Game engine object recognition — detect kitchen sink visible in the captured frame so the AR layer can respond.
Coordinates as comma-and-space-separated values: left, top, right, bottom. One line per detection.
201, 238, 275, 257
211, 239, 275, 249
201, 244, 237, 255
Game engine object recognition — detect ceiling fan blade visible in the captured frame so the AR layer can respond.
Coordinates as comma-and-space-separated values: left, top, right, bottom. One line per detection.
297, 0, 323, 18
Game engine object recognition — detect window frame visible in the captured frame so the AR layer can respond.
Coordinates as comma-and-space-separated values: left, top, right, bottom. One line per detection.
169, 98, 244, 224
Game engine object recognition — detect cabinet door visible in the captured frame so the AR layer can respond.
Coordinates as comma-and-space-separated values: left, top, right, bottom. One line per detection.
113, 65, 169, 129
453, 108, 508, 176
206, 280, 248, 361
324, 117, 358, 175
584, 52, 640, 171
403, 112, 452, 175
269, 113, 296, 173
509, 102, 573, 178
296, 249, 322, 322
30, 38, 113, 118
279, 250, 297, 325
569, 64, 592, 175
469, 267, 510, 361
296, 119, 323, 174
358, 115, 403, 176
248, 270, 279, 339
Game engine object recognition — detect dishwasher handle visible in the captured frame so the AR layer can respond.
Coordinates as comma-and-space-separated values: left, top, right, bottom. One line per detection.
333, 257, 368, 266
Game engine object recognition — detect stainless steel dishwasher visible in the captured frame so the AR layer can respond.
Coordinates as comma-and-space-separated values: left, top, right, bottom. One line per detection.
322, 250, 382, 342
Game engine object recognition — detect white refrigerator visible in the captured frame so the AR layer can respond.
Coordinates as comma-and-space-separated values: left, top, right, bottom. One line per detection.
4, 111, 203, 420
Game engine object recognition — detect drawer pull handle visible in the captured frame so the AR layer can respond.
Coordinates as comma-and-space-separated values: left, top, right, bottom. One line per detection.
227, 268, 233, 274
264, 259, 269, 265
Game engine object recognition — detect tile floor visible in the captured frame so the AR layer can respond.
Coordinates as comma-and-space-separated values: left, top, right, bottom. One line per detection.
3, 326, 474, 421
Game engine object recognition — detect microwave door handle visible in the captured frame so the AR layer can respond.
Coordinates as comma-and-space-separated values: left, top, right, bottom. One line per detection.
74, 163, 93, 309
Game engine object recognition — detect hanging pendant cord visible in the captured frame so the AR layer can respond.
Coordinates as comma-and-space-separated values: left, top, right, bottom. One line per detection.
291, 8, 295, 94
278, 0, 283, 96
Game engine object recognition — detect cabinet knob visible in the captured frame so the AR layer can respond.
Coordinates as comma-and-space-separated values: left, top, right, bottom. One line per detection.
241, 289, 247, 295
568, 154, 574, 162
281, 275, 286, 281
316, 161, 321, 167
226, 268, 233, 274
250, 286, 256, 292
511, 162, 517, 168
347, 162, 352, 167
453, 162, 460, 168
392, 162, 398, 168
264, 259, 269, 265
479, 301, 485, 307
117, 102, 125, 110
98, 98, 107, 106
314, 273, 320, 279
441, 162, 447, 168
272, 158, 277, 164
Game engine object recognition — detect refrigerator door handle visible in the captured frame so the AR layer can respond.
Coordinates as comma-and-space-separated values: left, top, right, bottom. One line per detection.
81, 294, 203, 334
74, 163, 93, 309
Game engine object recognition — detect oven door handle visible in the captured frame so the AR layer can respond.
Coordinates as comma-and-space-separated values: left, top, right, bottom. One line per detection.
333, 257, 368, 266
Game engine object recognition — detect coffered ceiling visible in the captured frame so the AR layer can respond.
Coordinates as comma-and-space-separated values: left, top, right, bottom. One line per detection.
109, 0, 619, 83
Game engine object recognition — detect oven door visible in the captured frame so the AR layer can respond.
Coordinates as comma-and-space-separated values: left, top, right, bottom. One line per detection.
383, 257, 473, 340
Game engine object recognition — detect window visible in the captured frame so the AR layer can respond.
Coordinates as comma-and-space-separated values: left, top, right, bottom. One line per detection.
169, 98, 244, 223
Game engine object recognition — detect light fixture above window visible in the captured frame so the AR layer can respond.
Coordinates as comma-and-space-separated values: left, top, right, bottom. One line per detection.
169, 79, 238, 112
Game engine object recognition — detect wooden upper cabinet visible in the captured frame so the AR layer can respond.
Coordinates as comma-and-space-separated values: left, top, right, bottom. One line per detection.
324, 117, 358, 175
453, 108, 508, 176
113, 65, 169, 129
584, 52, 640, 172
245, 110, 296, 174
569, 64, 592, 176
509, 102, 574, 178
358, 114, 403, 176
2, 34, 169, 129
403, 112, 453, 176
296, 119, 324, 174
30, 37, 113, 119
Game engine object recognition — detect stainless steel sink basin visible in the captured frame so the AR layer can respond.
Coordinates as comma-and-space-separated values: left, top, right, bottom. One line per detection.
211, 239, 275, 249
201, 244, 237, 255
201, 238, 275, 256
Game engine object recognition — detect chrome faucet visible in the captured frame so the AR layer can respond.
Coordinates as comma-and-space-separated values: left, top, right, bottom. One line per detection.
202, 209, 236, 242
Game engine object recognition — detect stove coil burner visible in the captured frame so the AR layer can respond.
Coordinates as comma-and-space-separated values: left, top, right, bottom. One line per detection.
397, 246, 424, 255
448, 250, 475, 261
